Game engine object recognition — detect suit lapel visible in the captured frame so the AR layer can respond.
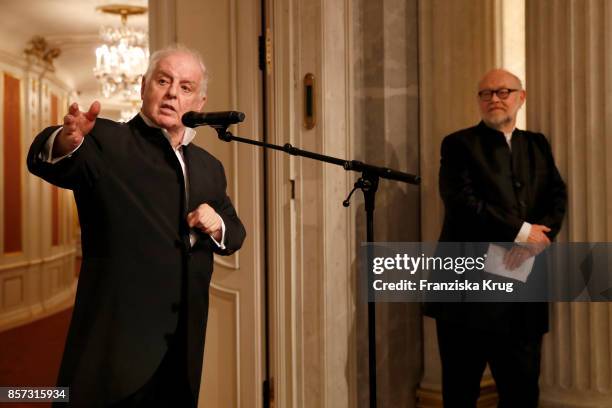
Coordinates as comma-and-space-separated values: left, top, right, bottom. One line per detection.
510, 130, 532, 217
183, 145, 214, 212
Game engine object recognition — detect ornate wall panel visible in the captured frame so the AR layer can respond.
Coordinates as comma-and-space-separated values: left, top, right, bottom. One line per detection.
0, 54, 76, 333
3, 73, 22, 254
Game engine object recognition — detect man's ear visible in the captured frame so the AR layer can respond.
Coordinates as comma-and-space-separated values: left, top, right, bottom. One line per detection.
518, 89, 526, 108
197, 96, 207, 111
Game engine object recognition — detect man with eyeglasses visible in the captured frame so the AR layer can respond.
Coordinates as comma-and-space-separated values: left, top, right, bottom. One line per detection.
426, 69, 567, 407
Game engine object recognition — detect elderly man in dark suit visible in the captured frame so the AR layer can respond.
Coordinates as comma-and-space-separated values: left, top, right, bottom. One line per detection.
27, 45, 246, 407
427, 69, 567, 408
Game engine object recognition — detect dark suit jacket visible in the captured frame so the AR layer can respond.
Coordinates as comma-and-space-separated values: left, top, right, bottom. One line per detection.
425, 121, 567, 337
27, 115, 246, 406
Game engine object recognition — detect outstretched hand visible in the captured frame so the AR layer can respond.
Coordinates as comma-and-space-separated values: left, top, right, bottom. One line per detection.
53, 101, 101, 158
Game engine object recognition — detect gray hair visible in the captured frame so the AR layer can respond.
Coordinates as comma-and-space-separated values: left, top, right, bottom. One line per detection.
144, 44, 209, 97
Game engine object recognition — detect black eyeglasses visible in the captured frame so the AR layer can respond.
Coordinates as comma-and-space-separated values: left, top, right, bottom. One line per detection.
478, 88, 519, 101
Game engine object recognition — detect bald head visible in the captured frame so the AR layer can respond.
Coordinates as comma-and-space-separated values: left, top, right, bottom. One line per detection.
478, 69, 523, 92
477, 68, 526, 132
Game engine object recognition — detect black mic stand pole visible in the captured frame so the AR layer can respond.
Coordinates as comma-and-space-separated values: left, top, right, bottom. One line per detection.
210, 125, 420, 408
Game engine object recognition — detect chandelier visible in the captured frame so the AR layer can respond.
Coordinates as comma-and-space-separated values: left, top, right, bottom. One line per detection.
120, 105, 140, 122
94, 4, 149, 100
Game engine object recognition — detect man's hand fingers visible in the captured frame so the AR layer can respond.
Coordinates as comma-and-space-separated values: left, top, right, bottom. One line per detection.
203, 224, 220, 235
509, 251, 521, 270
504, 248, 517, 269
85, 101, 101, 122
504, 247, 533, 270
528, 230, 550, 244
534, 224, 551, 231
187, 211, 199, 227
533, 233, 545, 242
517, 249, 533, 268
201, 216, 219, 232
68, 103, 79, 116
188, 204, 221, 235
503, 250, 512, 266
201, 212, 217, 227
507, 252, 519, 270
533, 224, 551, 234
203, 217, 221, 235
187, 211, 217, 230
60, 115, 79, 142
536, 232, 550, 244
64, 114, 75, 126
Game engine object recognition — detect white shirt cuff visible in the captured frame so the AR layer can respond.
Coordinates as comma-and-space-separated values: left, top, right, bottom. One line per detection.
514, 221, 532, 243
209, 215, 226, 249
41, 127, 84, 163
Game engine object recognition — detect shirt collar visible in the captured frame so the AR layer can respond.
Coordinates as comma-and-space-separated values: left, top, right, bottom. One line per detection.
479, 121, 517, 137
139, 111, 196, 147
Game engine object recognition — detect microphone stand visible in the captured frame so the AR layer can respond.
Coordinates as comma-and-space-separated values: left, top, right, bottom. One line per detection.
211, 125, 420, 408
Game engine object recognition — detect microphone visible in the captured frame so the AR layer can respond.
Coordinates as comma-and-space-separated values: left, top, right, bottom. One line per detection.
182, 111, 245, 128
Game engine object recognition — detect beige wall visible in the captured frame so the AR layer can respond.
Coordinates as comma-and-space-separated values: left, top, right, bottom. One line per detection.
353, 0, 421, 406
417, 0, 499, 406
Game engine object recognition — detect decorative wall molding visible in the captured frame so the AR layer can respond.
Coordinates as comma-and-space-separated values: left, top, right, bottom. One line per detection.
0, 48, 76, 334
0, 250, 76, 272
0, 254, 76, 333
203, 283, 241, 407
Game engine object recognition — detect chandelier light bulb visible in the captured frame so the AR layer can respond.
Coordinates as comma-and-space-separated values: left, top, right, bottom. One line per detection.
94, 13, 149, 100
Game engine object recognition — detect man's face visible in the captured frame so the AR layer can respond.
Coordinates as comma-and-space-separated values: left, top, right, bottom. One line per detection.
141, 52, 206, 133
478, 70, 525, 130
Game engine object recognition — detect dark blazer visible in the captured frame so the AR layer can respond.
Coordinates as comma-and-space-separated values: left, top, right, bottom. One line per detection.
27, 115, 246, 406
426, 121, 567, 337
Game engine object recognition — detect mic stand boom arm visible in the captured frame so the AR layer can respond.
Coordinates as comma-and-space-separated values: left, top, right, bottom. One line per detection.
214, 127, 420, 185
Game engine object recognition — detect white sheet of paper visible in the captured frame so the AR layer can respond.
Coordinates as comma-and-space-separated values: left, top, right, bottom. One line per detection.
484, 244, 534, 283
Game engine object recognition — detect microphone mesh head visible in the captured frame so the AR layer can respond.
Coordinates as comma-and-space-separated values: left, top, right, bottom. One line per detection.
182, 111, 199, 127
